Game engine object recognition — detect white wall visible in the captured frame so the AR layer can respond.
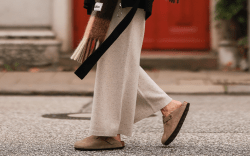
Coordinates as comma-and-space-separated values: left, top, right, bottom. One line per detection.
0, 0, 73, 53
52, 0, 73, 53
0, 0, 52, 27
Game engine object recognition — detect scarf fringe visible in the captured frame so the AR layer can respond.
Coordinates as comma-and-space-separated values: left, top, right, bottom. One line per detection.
70, 0, 117, 64
70, 37, 101, 64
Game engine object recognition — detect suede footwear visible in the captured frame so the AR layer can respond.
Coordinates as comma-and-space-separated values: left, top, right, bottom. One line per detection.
74, 135, 125, 151
161, 101, 190, 145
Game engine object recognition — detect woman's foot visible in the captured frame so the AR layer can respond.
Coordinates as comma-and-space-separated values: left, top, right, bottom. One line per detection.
97, 134, 121, 142
114, 134, 121, 142
161, 100, 182, 117
97, 134, 123, 146
74, 135, 125, 150
161, 101, 190, 145
113, 134, 125, 146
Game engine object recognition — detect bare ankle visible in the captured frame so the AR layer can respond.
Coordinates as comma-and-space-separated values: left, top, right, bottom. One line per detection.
161, 100, 182, 117
114, 134, 121, 142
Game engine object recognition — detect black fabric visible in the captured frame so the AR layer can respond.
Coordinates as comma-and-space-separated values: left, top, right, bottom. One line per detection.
75, 0, 141, 80
121, 0, 153, 20
83, 0, 154, 20
84, 0, 95, 15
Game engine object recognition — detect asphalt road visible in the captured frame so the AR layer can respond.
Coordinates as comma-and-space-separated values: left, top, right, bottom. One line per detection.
0, 94, 249, 156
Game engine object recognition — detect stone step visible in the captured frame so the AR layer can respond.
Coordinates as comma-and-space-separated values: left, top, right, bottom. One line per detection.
0, 39, 61, 66
59, 50, 218, 71
139, 51, 218, 71
0, 39, 61, 45
0, 29, 56, 39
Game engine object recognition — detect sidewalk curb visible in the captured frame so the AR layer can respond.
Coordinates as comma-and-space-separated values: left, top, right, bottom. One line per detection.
1, 85, 250, 96
1, 71, 250, 95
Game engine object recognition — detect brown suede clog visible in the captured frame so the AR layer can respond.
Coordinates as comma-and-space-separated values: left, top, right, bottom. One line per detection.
74, 135, 125, 151
161, 101, 190, 145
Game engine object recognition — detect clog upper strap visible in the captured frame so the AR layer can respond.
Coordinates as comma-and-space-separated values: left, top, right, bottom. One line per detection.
163, 114, 173, 124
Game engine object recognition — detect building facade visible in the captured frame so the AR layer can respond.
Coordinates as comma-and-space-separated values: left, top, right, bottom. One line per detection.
0, 0, 226, 69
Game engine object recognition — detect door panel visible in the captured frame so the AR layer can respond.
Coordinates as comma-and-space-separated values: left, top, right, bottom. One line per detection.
142, 0, 210, 50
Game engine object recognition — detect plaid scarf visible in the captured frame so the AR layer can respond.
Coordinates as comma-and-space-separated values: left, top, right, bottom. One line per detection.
71, 0, 119, 63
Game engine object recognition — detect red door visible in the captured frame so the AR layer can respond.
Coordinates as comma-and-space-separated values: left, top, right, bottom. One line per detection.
143, 0, 210, 50
72, 0, 89, 48
73, 0, 210, 50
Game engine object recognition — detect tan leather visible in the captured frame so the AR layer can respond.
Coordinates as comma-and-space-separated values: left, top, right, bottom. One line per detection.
74, 135, 124, 150
161, 101, 189, 145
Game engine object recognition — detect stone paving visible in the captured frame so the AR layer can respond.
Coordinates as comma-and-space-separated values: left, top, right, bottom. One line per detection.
0, 70, 250, 95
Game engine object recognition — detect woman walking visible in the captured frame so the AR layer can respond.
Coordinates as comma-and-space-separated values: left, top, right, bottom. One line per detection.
74, 0, 190, 151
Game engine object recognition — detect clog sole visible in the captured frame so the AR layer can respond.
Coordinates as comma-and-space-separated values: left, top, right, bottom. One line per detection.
74, 141, 125, 151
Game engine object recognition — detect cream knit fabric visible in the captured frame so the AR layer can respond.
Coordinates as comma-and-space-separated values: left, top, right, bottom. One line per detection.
88, 0, 173, 137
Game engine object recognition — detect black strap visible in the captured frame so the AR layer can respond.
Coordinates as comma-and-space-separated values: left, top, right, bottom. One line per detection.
74, 0, 141, 80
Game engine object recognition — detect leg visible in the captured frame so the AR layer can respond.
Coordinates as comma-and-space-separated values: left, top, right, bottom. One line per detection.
133, 66, 182, 124
88, 0, 145, 137
88, 0, 182, 139
116, 65, 183, 136
133, 66, 173, 124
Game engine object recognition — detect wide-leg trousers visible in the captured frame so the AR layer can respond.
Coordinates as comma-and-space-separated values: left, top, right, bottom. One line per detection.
88, 0, 173, 137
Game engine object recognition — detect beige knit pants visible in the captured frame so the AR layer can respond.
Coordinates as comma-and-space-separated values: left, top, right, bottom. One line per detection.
88, 0, 173, 137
